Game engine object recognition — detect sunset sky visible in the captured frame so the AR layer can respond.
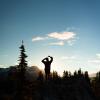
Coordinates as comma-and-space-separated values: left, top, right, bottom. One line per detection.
0, 0, 100, 75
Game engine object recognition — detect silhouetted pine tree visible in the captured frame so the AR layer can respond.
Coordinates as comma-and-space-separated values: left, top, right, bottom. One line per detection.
18, 40, 28, 72
95, 71, 100, 82
37, 71, 44, 81
78, 68, 83, 77
98, 71, 100, 82
68, 71, 72, 77
84, 71, 90, 84
17, 41, 28, 99
52, 71, 59, 80
74, 70, 77, 77
63, 70, 68, 79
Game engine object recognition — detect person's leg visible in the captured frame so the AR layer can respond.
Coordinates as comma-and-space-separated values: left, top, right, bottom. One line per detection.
45, 73, 47, 80
46, 73, 50, 80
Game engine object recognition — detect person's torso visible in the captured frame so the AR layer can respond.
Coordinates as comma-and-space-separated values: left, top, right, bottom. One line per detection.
44, 62, 51, 68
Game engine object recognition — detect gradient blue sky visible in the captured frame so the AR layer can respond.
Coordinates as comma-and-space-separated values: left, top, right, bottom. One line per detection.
0, 0, 100, 75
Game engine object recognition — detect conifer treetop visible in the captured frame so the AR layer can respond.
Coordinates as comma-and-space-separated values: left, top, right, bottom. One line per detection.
18, 40, 28, 69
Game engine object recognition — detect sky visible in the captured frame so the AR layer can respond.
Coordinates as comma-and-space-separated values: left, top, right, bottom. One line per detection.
0, 0, 100, 75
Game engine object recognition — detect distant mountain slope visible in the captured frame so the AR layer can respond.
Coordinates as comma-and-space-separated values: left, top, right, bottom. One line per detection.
0, 66, 40, 80
25, 66, 40, 80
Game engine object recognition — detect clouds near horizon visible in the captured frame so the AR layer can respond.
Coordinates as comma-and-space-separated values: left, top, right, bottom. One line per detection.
96, 53, 100, 59
32, 30, 77, 46
49, 41, 64, 46
88, 53, 100, 64
32, 37, 48, 42
0, 64, 4, 67
48, 31, 76, 40
61, 56, 77, 60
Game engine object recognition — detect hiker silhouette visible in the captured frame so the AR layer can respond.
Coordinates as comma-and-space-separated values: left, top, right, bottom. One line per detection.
42, 56, 53, 80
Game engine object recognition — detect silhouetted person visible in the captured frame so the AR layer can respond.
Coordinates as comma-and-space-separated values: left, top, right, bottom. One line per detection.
42, 56, 53, 80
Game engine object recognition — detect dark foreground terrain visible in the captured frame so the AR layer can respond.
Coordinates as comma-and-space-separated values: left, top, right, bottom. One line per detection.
0, 66, 100, 100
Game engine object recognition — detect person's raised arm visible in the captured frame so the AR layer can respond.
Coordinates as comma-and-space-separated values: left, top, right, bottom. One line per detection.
41, 57, 46, 63
48, 56, 53, 62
